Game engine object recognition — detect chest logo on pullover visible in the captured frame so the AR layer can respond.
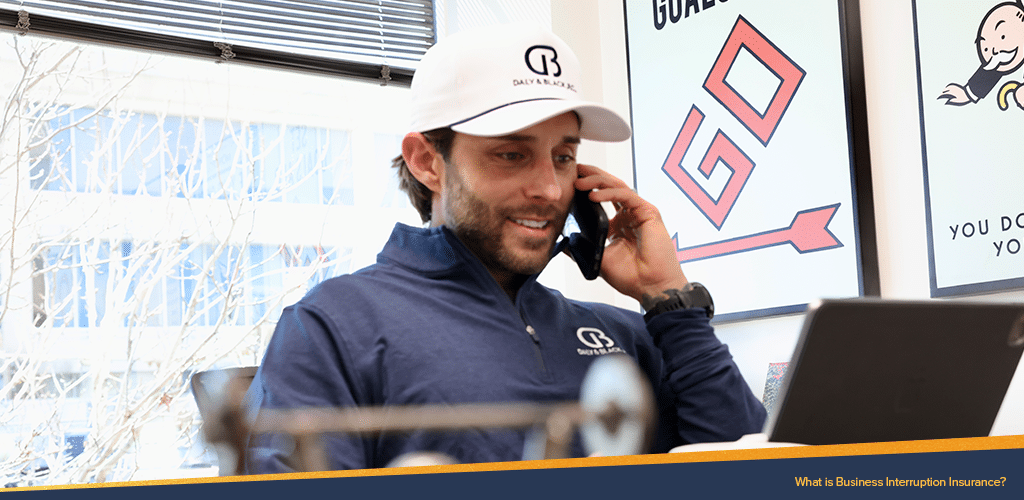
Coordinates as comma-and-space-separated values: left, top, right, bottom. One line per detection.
576, 327, 626, 356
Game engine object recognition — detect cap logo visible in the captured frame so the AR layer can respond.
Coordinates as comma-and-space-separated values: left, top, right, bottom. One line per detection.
525, 45, 561, 77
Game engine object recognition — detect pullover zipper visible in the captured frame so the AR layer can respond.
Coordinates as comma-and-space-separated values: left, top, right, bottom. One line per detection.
521, 315, 548, 374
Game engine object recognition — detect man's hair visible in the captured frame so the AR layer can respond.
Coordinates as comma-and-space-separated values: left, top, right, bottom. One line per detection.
391, 127, 455, 223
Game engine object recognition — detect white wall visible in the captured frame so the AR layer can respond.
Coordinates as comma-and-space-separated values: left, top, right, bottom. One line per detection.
550, 0, 1024, 436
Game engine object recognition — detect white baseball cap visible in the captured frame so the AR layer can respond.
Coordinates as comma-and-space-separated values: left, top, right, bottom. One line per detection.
409, 23, 631, 142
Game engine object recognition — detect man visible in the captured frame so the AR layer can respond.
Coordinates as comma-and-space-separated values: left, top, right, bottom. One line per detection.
939, 0, 1024, 110
244, 23, 765, 473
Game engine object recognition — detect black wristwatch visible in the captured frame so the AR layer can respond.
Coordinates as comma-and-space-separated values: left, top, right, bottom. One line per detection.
643, 282, 714, 321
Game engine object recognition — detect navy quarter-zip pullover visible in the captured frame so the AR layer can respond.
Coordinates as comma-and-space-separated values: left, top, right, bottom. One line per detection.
245, 223, 766, 472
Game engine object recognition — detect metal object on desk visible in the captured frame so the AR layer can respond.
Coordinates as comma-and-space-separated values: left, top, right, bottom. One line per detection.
203, 354, 655, 474
191, 366, 257, 476
579, 354, 656, 457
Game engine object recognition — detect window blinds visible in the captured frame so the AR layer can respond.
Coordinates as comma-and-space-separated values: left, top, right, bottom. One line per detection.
0, 0, 435, 86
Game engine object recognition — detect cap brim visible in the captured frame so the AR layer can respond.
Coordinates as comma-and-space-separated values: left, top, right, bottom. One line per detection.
449, 99, 631, 142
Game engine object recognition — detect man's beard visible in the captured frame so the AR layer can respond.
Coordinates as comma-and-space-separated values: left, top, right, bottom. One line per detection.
442, 163, 568, 279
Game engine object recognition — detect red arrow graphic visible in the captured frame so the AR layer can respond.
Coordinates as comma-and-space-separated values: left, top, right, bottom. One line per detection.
671, 204, 843, 264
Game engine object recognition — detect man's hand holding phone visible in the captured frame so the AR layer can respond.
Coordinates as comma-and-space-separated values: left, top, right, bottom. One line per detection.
573, 164, 690, 306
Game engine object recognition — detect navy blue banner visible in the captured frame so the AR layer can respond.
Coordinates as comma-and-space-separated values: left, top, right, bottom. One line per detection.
7, 447, 1022, 500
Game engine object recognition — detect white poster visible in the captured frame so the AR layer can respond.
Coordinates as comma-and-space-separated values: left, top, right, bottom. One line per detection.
915, 0, 1024, 296
624, 0, 864, 320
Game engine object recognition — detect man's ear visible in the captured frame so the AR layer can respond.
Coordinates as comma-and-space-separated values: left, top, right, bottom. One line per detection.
402, 132, 444, 193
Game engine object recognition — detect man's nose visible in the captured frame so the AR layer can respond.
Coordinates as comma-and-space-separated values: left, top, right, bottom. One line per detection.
524, 157, 564, 201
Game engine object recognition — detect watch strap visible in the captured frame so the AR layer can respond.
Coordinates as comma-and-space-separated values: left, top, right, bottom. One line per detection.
642, 282, 714, 321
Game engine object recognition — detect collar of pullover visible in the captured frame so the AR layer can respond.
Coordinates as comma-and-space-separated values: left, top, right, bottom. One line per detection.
376, 222, 568, 285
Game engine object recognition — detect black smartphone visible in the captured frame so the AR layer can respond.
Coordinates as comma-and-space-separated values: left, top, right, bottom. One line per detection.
567, 189, 609, 280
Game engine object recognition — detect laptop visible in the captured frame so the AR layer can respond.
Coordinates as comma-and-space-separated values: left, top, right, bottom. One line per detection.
764, 298, 1024, 445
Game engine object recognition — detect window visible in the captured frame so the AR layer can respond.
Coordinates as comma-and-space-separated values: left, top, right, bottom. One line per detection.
33, 241, 350, 329
0, 32, 419, 485
35, 108, 355, 204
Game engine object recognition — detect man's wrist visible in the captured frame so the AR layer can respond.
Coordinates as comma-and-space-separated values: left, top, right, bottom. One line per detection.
638, 277, 689, 310
641, 282, 714, 321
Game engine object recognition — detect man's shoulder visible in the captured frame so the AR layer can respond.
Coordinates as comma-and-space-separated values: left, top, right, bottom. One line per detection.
531, 284, 644, 326
291, 263, 398, 310
326, 256, 408, 282
571, 297, 641, 321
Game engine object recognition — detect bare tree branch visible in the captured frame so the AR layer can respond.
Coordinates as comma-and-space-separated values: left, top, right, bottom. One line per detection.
2, 35, 352, 485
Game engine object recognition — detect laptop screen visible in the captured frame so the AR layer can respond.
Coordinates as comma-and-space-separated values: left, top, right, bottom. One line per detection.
765, 299, 1024, 445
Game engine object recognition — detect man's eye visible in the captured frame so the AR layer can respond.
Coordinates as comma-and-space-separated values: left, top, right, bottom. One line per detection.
555, 154, 576, 165
498, 152, 525, 162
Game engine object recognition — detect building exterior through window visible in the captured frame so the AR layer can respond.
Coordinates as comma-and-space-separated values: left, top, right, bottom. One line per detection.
0, 33, 419, 484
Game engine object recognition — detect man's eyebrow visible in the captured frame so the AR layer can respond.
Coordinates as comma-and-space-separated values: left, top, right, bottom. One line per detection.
496, 134, 581, 145
996, 20, 1006, 30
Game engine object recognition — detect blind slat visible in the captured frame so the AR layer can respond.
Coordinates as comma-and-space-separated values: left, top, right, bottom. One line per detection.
0, 0, 435, 85
251, 0, 434, 18
31, 3, 432, 48
0, 9, 417, 84
136, 0, 436, 29
15, 0, 434, 49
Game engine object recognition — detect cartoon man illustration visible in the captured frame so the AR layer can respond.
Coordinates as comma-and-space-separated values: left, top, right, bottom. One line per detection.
939, 0, 1024, 110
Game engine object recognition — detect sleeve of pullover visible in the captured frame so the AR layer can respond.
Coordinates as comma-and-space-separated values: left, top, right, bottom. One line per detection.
647, 308, 767, 444
244, 302, 372, 472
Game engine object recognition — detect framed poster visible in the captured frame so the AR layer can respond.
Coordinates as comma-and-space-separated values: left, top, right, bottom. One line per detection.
623, 0, 876, 321
913, 0, 1024, 297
